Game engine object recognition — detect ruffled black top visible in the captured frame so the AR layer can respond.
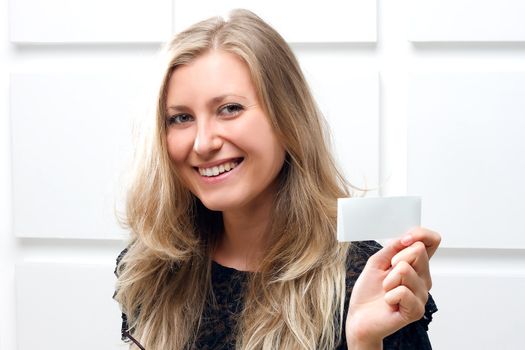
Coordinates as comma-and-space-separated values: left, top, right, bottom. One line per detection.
114, 241, 437, 349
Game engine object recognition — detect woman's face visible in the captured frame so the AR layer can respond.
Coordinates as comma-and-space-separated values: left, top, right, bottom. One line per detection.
165, 50, 286, 213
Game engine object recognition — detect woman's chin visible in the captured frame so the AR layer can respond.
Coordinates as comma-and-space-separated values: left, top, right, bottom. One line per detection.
198, 198, 237, 213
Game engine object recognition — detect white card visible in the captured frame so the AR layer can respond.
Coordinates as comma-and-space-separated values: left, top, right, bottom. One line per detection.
337, 196, 421, 242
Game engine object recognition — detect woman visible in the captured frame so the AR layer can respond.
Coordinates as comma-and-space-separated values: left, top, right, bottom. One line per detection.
114, 9, 440, 350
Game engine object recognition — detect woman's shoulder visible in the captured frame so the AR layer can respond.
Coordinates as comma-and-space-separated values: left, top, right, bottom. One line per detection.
114, 246, 129, 277
345, 240, 382, 281
348, 240, 383, 260
113, 246, 131, 343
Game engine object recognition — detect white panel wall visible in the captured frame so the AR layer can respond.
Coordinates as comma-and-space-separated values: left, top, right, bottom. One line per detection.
2, 0, 525, 350
409, 0, 525, 42
16, 262, 123, 350
0, 0, 13, 347
429, 272, 525, 349
173, 0, 377, 43
10, 73, 146, 239
408, 73, 525, 249
9, 0, 173, 43
303, 67, 379, 193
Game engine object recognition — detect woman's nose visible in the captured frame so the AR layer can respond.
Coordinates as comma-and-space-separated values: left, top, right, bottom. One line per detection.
193, 119, 223, 156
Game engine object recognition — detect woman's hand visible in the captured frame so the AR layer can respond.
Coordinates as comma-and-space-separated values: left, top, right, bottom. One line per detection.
345, 227, 441, 349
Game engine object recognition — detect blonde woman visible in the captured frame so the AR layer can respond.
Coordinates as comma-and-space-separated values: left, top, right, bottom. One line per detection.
114, 9, 440, 350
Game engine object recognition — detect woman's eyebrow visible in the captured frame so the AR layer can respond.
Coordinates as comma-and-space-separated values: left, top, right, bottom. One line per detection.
209, 94, 248, 105
167, 94, 249, 112
167, 105, 188, 112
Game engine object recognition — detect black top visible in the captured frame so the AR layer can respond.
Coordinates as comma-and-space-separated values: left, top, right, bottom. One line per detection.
114, 241, 437, 349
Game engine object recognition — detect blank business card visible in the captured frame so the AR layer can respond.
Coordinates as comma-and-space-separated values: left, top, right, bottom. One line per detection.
337, 196, 421, 242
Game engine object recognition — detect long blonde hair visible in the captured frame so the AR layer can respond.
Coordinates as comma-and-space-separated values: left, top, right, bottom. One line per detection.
115, 9, 356, 349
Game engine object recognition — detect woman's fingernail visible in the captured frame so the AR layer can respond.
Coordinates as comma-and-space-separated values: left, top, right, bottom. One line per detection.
401, 233, 413, 245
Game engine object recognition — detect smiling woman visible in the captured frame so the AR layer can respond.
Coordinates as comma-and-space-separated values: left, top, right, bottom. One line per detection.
165, 50, 286, 215
113, 8, 440, 350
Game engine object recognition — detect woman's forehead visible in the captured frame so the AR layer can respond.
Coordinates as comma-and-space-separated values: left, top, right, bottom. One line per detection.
166, 50, 258, 106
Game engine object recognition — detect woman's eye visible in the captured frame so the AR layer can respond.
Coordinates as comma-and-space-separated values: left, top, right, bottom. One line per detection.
219, 103, 244, 117
167, 114, 193, 126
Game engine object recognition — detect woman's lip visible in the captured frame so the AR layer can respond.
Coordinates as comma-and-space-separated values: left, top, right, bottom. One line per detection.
193, 157, 243, 169
195, 158, 243, 183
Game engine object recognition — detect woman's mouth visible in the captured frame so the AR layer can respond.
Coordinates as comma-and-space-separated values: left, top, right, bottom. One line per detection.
196, 158, 244, 177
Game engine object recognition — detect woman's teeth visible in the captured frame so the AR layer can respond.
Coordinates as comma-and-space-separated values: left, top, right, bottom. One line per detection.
198, 161, 239, 177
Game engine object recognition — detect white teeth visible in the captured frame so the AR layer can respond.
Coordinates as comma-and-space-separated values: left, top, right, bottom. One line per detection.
198, 161, 240, 177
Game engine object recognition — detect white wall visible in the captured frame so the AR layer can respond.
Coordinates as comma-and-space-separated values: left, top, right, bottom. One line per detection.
1, 0, 524, 349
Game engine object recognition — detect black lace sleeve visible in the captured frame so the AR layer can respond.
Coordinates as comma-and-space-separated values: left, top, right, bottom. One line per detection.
113, 247, 131, 343
337, 241, 438, 350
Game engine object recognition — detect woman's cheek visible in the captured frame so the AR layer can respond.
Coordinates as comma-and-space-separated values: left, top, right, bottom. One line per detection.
166, 131, 193, 163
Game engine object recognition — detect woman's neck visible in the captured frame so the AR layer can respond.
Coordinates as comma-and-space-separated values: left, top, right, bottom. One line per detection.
213, 195, 274, 272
